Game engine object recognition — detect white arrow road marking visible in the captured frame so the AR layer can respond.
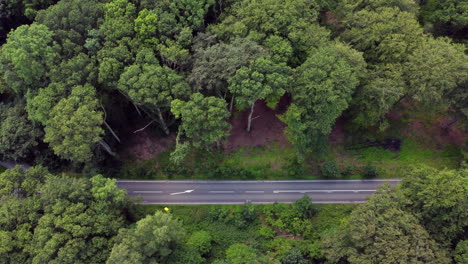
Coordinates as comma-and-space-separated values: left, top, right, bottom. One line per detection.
133, 191, 163, 194
273, 190, 376, 194
170, 189, 194, 195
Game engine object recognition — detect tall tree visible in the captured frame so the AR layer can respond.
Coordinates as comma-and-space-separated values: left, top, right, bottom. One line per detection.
229, 57, 291, 132
0, 103, 43, 161
404, 36, 468, 104
44, 84, 104, 163
0, 168, 134, 264
107, 211, 185, 264
340, 7, 422, 63
35, 0, 104, 58
189, 37, 267, 100
118, 48, 191, 135
30, 175, 131, 264
283, 43, 365, 158
322, 185, 451, 264
400, 167, 468, 246
0, 23, 58, 94
171, 93, 231, 148
211, 0, 327, 65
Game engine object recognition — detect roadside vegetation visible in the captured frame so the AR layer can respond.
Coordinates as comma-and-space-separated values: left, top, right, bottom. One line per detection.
0, 165, 466, 263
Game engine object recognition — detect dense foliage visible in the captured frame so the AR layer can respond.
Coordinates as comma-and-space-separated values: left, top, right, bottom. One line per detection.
0, 0, 467, 263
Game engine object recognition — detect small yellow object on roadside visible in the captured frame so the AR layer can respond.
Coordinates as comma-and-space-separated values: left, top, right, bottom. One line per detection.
164, 207, 170, 212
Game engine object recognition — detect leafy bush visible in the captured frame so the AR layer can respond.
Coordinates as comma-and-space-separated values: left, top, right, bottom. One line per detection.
282, 157, 305, 177
209, 207, 230, 223
293, 195, 318, 219
321, 161, 340, 179
187, 231, 212, 255
242, 202, 257, 223
258, 225, 275, 239
363, 164, 378, 178
281, 247, 306, 264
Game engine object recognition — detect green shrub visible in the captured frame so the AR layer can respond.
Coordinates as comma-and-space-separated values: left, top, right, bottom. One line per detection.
281, 247, 306, 264
293, 195, 318, 219
187, 231, 212, 255
209, 207, 230, 223
363, 164, 378, 178
258, 225, 275, 239
341, 165, 355, 177
321, 161, 340, 179
282, 157, 305, 177
242, 202, 257, 223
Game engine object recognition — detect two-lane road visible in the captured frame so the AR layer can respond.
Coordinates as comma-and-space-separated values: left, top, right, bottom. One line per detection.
117, 179, 401, 204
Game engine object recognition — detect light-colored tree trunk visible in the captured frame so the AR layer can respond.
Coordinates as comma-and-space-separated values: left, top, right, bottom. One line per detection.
247, 103, 255, 132
98, 140, 116, 157
157, 108, 170, 136
133, 102, 142, 116
104, 121, 121, 143
229, 95, 235, 112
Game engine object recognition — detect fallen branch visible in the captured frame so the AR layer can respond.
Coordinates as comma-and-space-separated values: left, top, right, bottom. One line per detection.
133, 120, 155, 133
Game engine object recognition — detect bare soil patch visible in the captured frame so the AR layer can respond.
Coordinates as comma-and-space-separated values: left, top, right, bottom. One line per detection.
225, 94, 291, 152
118, 123, 175, 161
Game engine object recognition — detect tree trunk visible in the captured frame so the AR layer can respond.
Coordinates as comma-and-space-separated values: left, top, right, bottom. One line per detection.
247, 102, 255, 132
133, 102, 142, 116
104, 121, 121, 143
157, 108, 170, 136
98, 140, 116, 157
229, 95, 235, 112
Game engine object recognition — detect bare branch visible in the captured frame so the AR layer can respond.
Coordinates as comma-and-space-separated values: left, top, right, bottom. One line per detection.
133, 120, 155, 133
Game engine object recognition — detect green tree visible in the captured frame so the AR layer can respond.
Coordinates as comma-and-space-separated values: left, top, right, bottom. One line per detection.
189, 37, 267, 100
0, 165, 48, 198
101, 0, 136, 43
225, 243, 270, 264
134, 9, 159, 45
336, 0, 419, 17
0, 169, 133, 264
171, 93, 231, 148
404, 36, 468, 104
281, 247, 306, 264
350, 64, 405, 129
229, 57, 291, 132
30, 175, 131, 264
400, 167, 468, 246
44, 84, 104, 163
27, 53, 97, 125
421, 0, 468, 38
97, 38, 135, 89
322, 185, 451, 264
0, 103, 43, 161
293, 195, 317, 219
35, 0, 104, 58
0, 23, 58, 94
118, 48, 191, 135
341, 7, 422, 63
107, 211, 185, 264
283, 44, 364, 158
212, 0, 319, 41
187, 231, 212, 255
455, 240, 468, 264
211, 0, 327, 64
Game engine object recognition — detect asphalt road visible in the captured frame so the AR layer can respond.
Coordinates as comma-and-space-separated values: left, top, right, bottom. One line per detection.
117, 179, 401, 204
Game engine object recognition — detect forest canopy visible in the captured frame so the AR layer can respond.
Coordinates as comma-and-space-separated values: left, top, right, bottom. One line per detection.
0, 0, 467, 263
